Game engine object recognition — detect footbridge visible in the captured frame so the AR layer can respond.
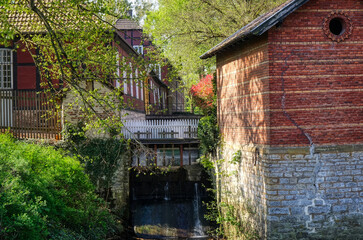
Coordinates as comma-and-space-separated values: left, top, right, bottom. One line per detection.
121, 115, 201, 167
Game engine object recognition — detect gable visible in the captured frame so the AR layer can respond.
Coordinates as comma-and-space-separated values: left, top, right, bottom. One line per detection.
200, 0, 311, 59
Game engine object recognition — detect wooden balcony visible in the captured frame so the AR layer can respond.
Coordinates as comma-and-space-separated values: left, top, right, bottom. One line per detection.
121, 118, 199, 143
0, 90, 61, 140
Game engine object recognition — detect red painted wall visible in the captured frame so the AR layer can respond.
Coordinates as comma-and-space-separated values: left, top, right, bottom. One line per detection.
17, 66, 36, 89
16, 42, 37, 90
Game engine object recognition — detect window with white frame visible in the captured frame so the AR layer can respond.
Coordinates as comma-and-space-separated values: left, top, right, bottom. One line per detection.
0, 49, 13, 89
154, 64, 161, 80
141, 80, 144, 101
157, 88, 160, 106
154, 85, 158, 104
129, 62, 133, 97
163, 91, 166, 108
135, 69, 139, 99
151, 81, 156, 103
115, 51, 120, 88
149, 63, 162, 80
133, 45, 143, 55
123, 68, 127, 94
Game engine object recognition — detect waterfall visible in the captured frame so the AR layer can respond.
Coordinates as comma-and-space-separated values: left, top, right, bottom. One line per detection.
131, 168, 212, 239
193, 183, 205, 236
164, 182, 170, 201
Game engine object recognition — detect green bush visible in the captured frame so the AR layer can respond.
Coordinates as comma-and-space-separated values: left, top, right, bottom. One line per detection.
62, 123, 129, 203
71, 138, 128, 187
0, 133, 115, 240
198, 107, 220, 156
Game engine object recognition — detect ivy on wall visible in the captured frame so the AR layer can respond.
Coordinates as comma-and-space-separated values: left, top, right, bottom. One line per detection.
63, 123, 130, 204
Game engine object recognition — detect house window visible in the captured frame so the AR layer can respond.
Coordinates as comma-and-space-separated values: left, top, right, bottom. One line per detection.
149, 63, 162, 80
135, 69, 139, 99
129, 62, 133, 97
121, 56, 128, 94
323, 12, 352, 43
133, 45, 143, 55
141, 80, 144, 101
115, 51, 120, 88
162, 91, 166, 109
123, 69, 127, 94
150, 81, 156, 103
154, 64, 161, 80
329, 18, 345, 36
0, 49, 13, 89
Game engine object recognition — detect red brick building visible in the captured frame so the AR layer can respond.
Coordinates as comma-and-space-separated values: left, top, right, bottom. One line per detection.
201, 0, 362, 238
115, 18, 185, 115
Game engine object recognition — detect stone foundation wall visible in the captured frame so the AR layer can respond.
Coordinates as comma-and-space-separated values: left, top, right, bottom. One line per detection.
219, 144, 363, 239
218, 144, 268, 238
121, 109, 145, 121
112, 148, 132, 218
265, 145, 363, 239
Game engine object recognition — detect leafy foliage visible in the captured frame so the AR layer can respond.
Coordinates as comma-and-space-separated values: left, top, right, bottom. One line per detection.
0, 133, 116, 240
201, 154, 259, 239
198, 107, 220, 156
63, 123, 130, 202
196, 73, 219, 155
144, 0, 285, 85
0, 0, 156, 133
190, 74, 214, 112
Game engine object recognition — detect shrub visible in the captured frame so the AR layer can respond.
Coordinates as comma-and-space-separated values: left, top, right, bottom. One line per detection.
0, 133, 115, 240
62, 123, 130, 203
190, 74, 215, 113
198, 107, 220, 156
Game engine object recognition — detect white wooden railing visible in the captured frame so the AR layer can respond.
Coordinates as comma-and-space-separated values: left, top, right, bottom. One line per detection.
121, 119, 199, 139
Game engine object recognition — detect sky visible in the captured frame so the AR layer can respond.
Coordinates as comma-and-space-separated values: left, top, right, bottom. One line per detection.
129, 0, 159, 11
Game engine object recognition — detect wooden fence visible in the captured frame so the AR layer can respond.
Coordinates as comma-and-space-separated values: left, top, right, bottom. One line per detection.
121, 119, 199, 139
0, 90, 61, 140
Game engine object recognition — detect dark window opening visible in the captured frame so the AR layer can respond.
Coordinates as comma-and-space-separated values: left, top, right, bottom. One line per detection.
329, 18, 345, 36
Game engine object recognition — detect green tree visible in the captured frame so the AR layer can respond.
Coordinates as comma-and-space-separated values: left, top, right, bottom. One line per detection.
143, 0, 285, 85
0, 0, 153, 133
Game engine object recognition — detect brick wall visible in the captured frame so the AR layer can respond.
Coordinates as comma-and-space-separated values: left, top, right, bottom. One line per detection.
216, 34, 270, 145
268, 0, 363, 146
215, 0, 363, 238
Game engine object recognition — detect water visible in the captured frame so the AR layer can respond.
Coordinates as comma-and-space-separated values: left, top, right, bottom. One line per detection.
131, 181, 210, 239
193, 183, 205, 237
164, 182, 170, 201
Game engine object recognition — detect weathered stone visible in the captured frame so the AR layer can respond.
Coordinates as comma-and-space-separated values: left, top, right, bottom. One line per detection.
268, 207, 290, 215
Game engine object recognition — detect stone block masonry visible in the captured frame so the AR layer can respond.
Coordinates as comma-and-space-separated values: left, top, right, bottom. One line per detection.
264, 145, 363, 239
211, 0, 362, 238
111, 148, 132, 217
219, 144, 363, 239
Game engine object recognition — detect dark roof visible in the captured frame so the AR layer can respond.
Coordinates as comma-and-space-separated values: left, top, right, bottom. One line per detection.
200, 0, 310, 59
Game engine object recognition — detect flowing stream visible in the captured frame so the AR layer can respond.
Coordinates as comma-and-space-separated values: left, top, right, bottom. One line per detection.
193, 183, 205, 237
131, 180, 210, 239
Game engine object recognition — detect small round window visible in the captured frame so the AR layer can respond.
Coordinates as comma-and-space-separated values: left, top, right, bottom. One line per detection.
323, 12, 352, 42
329, 17, 345, 35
